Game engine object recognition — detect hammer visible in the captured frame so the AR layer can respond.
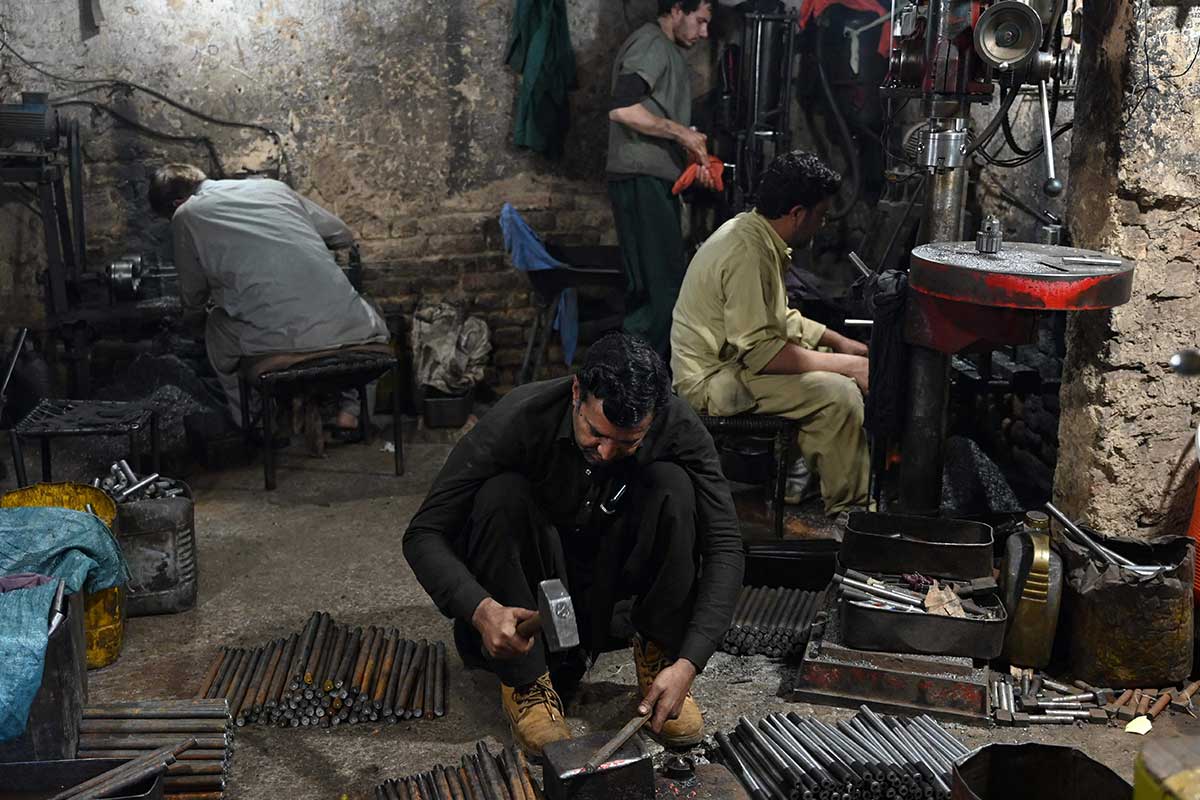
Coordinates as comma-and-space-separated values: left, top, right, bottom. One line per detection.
514, 579, 580, 652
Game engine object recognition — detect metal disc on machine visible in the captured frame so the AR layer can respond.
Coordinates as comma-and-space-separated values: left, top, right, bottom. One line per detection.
908, 241, 1135, 311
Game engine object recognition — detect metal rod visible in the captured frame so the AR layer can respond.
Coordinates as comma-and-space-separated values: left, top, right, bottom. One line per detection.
422, 643, 437, 719
291, 612, 322, 691
267, 633, 299, 709
335, 626, 363, 693
374, 630, 400, 709
84, 700, 231, 720
196, 648, 227, 699
79, 718, 229, 734
435, 640, 447, 718
352, 627, 378, 696
834, 574, 924, 607
1044, 503, 1138, 567
304, 612, 332, 686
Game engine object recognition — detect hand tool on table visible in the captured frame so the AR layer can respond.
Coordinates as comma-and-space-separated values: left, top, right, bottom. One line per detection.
514, 578, 580, 652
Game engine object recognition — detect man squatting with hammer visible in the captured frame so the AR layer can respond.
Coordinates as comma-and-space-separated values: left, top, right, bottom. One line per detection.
403, 332, 743, 758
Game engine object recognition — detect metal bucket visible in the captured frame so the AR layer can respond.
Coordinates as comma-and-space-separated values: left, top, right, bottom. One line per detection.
0, 757, 163, 799
0, 482, 127, 669
951, 743, 1130, 800
118, 485, 198, 616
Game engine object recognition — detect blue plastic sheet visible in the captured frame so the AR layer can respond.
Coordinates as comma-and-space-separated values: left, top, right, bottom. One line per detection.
0, 507, 128, 594
0, 580, 59, 742
499, 203, 579, 366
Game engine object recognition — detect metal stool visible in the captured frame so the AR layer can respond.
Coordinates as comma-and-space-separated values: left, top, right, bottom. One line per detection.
517, 244, 625, 385
698, 414, 799, 539
9, 399, 160, 487
237, 344, 404, 490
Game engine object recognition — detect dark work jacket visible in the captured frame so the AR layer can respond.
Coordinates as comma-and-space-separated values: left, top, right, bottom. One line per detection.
506, 0, 577, 158
402, 377, 743, 671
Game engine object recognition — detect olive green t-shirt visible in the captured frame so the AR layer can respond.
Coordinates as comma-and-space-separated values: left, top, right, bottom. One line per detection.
605, 22, 691, 183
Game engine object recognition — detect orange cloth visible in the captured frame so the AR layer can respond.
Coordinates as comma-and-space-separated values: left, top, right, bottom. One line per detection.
672, 156, 725, 195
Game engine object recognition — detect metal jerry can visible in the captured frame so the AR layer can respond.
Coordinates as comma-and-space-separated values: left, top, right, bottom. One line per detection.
116, 486, 198, 616
1001, 511, 1063, 668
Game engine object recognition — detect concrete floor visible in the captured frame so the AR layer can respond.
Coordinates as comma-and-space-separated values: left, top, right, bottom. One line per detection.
9, 427, 1195, 797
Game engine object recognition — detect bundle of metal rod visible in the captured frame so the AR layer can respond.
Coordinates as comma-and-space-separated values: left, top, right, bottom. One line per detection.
196, 612, 449, 730
92, 459, 187, 501
993, 671, 1188, 728
1044, 503, 1165, 576
716, 706, 970, 800
372, 740, 542, 800
77, 701, 229, 799
721, 586, 827, 657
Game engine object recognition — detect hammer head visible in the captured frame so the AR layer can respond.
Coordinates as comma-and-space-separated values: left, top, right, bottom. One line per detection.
538, 579, 580, 653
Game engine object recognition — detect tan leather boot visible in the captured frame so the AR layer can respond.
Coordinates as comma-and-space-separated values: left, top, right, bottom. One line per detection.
501, 672, 571, 759
632, 637, 704, 747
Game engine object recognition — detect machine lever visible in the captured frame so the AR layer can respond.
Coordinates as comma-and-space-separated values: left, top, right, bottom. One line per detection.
1038, 81, 1063, 197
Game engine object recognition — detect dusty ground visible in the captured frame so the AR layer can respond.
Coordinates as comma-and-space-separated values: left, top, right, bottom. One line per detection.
5, 426, 1194, 797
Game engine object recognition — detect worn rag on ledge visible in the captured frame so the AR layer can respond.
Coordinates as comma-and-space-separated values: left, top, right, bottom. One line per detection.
499, 203, 579, 366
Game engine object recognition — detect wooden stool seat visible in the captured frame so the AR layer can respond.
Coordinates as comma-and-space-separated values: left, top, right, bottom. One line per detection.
237, 343, 404, 490
698, 413, 800, 539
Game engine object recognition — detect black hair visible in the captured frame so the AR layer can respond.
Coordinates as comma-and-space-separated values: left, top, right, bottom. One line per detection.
576, 332, 671, 428
754, 151, 842, 218
658, 0, 709, 16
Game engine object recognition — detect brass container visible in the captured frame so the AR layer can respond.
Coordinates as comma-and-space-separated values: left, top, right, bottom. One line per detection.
1, 482, 127, 669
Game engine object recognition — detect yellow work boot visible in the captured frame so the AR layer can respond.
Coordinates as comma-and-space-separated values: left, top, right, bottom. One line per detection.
501, 672, 571, 759
632, 637, 704, 747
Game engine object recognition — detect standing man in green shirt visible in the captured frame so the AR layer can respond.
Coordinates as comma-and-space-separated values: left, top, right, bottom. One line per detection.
607, 0, 715, 358
671, 152, 871, 515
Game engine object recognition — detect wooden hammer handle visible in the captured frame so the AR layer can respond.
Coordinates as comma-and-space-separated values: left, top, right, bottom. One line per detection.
515, 613, 542, 639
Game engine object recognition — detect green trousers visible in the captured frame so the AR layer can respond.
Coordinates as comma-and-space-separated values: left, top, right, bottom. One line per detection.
608, 177, 685, 357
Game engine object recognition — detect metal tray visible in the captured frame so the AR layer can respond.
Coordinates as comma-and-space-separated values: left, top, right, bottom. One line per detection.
0, 757, 163, 799
840, 591, 1007, 660
841, 511, 994, 580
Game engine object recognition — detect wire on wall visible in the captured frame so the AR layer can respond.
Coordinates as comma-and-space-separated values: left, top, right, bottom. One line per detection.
0, 35, 290, 181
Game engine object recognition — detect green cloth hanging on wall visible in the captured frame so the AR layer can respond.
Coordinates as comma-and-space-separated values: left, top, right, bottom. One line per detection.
506, 0, 577, 158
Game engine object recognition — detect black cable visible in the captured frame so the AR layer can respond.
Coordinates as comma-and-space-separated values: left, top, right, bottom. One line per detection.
816, 31, 862, 220
879, 98, 913, 165
974, 121, 1072, 168
53, 100, 227, 177
962, 84, 1020, 157
0, 34, 288, 179
999, 84, 1033, 156
877, 174, 926, 270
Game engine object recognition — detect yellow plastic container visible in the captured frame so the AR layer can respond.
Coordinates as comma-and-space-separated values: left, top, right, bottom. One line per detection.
1, 482, 127, 669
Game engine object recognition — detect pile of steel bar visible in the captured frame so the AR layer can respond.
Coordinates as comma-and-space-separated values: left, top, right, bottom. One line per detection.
716, 706, 969, 800
52, 738, 195, 800
373, 741, 542, 800
991, 671, 1197, 729
92, 459, 186, 501
77, 700, 228, 799
196, 611, 448, 729
721, 587, 826, 657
